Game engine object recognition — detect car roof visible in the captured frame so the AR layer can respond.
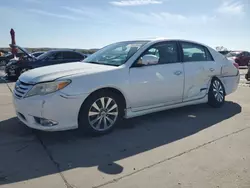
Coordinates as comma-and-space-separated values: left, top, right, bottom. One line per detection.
120, 38, 210, 47
47, 49, 86, 55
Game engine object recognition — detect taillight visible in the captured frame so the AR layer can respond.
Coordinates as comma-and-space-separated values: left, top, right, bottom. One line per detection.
233, 62, 239, 69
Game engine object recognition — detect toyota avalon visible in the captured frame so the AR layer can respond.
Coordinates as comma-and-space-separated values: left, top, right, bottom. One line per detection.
13, 38, 240, 135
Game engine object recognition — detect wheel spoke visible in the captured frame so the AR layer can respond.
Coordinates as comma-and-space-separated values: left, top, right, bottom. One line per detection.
95, 117, 103, 129
106, 116, 114, 124
92, 102, 101, 112
90, 116, 102, 125
103, 117, 108, 129
216, 94, 220, 101
108, 103, 117, 112
213, 82, 217, 90
100, 97, 105, 109
89, 111, 99, 116
107, 112, 118, 116
106, 98, 112, 109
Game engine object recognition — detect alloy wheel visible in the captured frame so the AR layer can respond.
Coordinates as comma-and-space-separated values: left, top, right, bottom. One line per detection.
212, 80, 224, 102
88, 97, 119, 131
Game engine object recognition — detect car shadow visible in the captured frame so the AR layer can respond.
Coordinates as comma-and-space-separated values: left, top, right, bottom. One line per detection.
0, 101, 241, 185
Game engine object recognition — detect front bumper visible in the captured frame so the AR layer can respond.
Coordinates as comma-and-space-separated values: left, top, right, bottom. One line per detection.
13, 92, 88, 131
5, 66, 17, 76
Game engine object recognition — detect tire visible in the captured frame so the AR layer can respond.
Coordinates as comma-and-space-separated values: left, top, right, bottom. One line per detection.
208, 78, 225, 108
78, 91, 125, 136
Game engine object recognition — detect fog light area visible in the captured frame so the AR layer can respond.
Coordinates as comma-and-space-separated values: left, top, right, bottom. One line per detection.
34, 117, 58, 127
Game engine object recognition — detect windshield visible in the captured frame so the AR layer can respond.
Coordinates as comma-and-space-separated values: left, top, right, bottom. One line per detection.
226, 51, 241, 57
83, 41, 148, 66
32, 52, 44, 57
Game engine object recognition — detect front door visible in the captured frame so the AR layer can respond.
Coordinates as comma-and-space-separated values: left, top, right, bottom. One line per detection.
180, 42, 220, 101
128, 41, 184, 111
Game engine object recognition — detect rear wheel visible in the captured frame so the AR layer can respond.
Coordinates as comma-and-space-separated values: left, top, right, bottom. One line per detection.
78, 91, 124, 136
208, 78, 225, 108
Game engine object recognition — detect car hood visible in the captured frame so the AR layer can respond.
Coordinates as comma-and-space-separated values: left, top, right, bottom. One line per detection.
19, 62, 117, 84
9, 44, 36, 59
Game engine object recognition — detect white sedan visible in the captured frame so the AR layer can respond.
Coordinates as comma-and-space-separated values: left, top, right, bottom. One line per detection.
13, 38, 240, 135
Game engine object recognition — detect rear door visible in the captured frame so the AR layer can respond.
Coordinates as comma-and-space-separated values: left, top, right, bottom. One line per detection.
180, 42, 220, 102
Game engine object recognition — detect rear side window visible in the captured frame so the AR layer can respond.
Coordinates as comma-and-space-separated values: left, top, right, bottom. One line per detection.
62, 52, 84, 60
181, 42, 214, 62
52, 52, 63, 60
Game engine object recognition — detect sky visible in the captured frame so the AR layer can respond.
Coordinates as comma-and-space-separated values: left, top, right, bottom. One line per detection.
0, 0, 250, 50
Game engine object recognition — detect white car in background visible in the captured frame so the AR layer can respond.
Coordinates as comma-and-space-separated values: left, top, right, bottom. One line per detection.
13, 38, 240, 135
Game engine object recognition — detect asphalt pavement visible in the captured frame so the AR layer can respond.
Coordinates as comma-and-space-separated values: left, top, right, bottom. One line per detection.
0, 69, 250, 188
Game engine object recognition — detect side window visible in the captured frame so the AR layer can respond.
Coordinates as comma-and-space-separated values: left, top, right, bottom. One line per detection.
62, 52, 73, 59
243, 52, 250, 57
64, 52, 84, 60
181, 42, 213, 62
50, 52, 63, 60
137, 42, 178, 66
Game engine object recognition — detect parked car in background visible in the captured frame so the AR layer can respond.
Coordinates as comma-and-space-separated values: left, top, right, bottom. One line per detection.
5, 45, 87, 79
0, 52, 25, 66
13, 39, 239, 136
218, 50, 231, 56
226, 51, 250, 66
31, 51, 46, 57
245, 60, 250, 81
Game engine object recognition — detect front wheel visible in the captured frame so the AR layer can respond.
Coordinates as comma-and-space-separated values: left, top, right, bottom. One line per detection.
78, 91, 124, 136
208, 78, 225, 108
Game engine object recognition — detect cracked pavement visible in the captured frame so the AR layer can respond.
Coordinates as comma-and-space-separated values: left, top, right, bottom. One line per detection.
0, 69, 250, 188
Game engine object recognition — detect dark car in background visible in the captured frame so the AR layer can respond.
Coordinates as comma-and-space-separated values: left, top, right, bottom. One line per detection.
226, 51, 250, 66
5, 46, 87, 79
0, 52, 25, 66
30, 51, 45, 57
245, 60, 250, 81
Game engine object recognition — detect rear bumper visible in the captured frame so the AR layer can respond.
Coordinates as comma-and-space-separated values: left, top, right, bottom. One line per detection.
220, 74, 240, 96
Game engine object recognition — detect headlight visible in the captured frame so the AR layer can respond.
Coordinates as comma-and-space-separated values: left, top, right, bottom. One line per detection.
25, 80, 71, 98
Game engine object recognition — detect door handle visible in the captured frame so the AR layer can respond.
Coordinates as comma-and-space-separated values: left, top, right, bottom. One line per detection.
209, 68, 215, 72
174, 71, 182, 75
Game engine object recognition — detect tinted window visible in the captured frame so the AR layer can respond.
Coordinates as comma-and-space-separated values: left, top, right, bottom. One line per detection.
140, 42, 178, 65
243, 52, 250, 57
181, 42, 213, 62
53, 52, 63, 60
62, 52, 84, 59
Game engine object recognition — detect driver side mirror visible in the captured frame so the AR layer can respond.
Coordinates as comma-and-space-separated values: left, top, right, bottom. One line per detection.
137, 54, 159, 66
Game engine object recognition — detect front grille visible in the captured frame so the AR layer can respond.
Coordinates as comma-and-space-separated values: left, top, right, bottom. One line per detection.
14, 80, 33, 99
